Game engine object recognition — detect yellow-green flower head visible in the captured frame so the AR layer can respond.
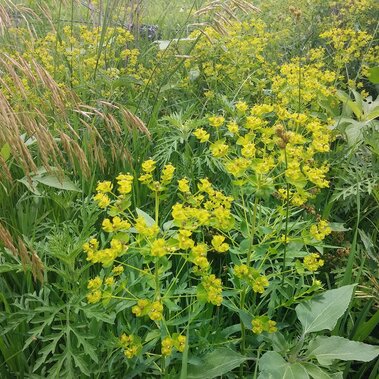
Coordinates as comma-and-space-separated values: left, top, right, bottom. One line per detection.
87, 276, 102, 290
211, 235, 229, 253
303, 253, 324, 272
197, 178, 213, 194
161, 337, 174, 356
161, 164, 175, 183
227, 121, 239, 134
193, 128, 210, 143
210, 140, 229, 158
96, 181, 113, 193
105, 276, 115, 286
310, 219, 332, 241
252, 318, 264, 334
234, 264, 249, 278
208, 115, 225, 128
87, 290, 102, 304
102, 216, 132, 234
149, 301, 164, 321
235, 101, 248, 113
151, 238, 168, 257
177, 229, 195, 250
175, 335, 186, 352
142, 159, 156, 173
117, 173, 133, 194
94, 193, 111, 208
112, 265, 124, 276
252, 275, 269, 293
132, 299, 150, 317
178, 178, 190, 193
252, 316, 277, 334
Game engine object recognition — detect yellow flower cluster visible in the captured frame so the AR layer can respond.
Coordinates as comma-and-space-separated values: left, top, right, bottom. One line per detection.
234, 264, 269, 294
303, 253, 324, 272
320, 27, 371, 67
195, 103, 332, 206
251, 316, 277, 334
132, 299, 164, 321
310, 219, 332, 241
86, 274, 116, 304
197, 274, 223, 306
86, 238, 127, 267
24, 25, 141, 89
139, 160, 176, 191
120, 334, 142, 359
172, 178, 234, 231
161, 334, 186, 356
271, 49, 336, 110
186, 19, 269, 96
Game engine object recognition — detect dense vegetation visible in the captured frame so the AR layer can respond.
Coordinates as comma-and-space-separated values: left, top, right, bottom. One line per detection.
0, 0, 378, 378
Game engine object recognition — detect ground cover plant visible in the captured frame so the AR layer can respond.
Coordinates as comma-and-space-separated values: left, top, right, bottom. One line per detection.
0, 0, 379, 378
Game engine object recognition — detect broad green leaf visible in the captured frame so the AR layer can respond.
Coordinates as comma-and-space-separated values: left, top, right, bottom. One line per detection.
301, 362, 332, 379
136, 208, 156, 226
187, 348, 248, 379
367, 67, 379, 84
295, 285, 356, 334
33, 175, 81, 192
258, 351, 309, 379
307, 336, 379, 365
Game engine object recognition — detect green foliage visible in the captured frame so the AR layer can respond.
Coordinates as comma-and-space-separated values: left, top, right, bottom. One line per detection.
0, 0, 378, 377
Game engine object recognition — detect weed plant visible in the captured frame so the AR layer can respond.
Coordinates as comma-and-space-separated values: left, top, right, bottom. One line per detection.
0, 0, 379, 378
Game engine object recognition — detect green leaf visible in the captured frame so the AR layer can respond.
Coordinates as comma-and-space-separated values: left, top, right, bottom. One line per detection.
367, 67, 379, 84
33, 174, 81, 192
136, 208, 155, 226
258, 352, 309, 379
353, 308, 379, 342
301, 362, 332, 379
295, 285, 356, 334
307, 336, 379, 365
187, 348, 248, 379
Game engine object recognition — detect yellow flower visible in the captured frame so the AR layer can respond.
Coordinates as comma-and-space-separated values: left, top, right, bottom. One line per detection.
142, 159, 156, 173
151, 238, 168, 257
175, 335, 186, 352
87, 276, 102, 290
211, 235, 229, 253
96, 181, 113, 193
102, 218, 114, 233
303, 253, 324, 272
178, 178, 190, 193
235, 101, 248, 113
149, 301, 163, 321
87, 290, 102, 304
227, 121, 239, 134
112, 265, 124, 276
105, 276, 115, 286
161, 164, 175, 184
94, 193, 111, 208
117, 173, 133, 194
310, 220, 331, 241
210, 140, 229, 158
208, 115, 225, 128
252, 276, 269, 293
252, 318, 264, 334
193, 128, 210, 142
161, 337, 174, 356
